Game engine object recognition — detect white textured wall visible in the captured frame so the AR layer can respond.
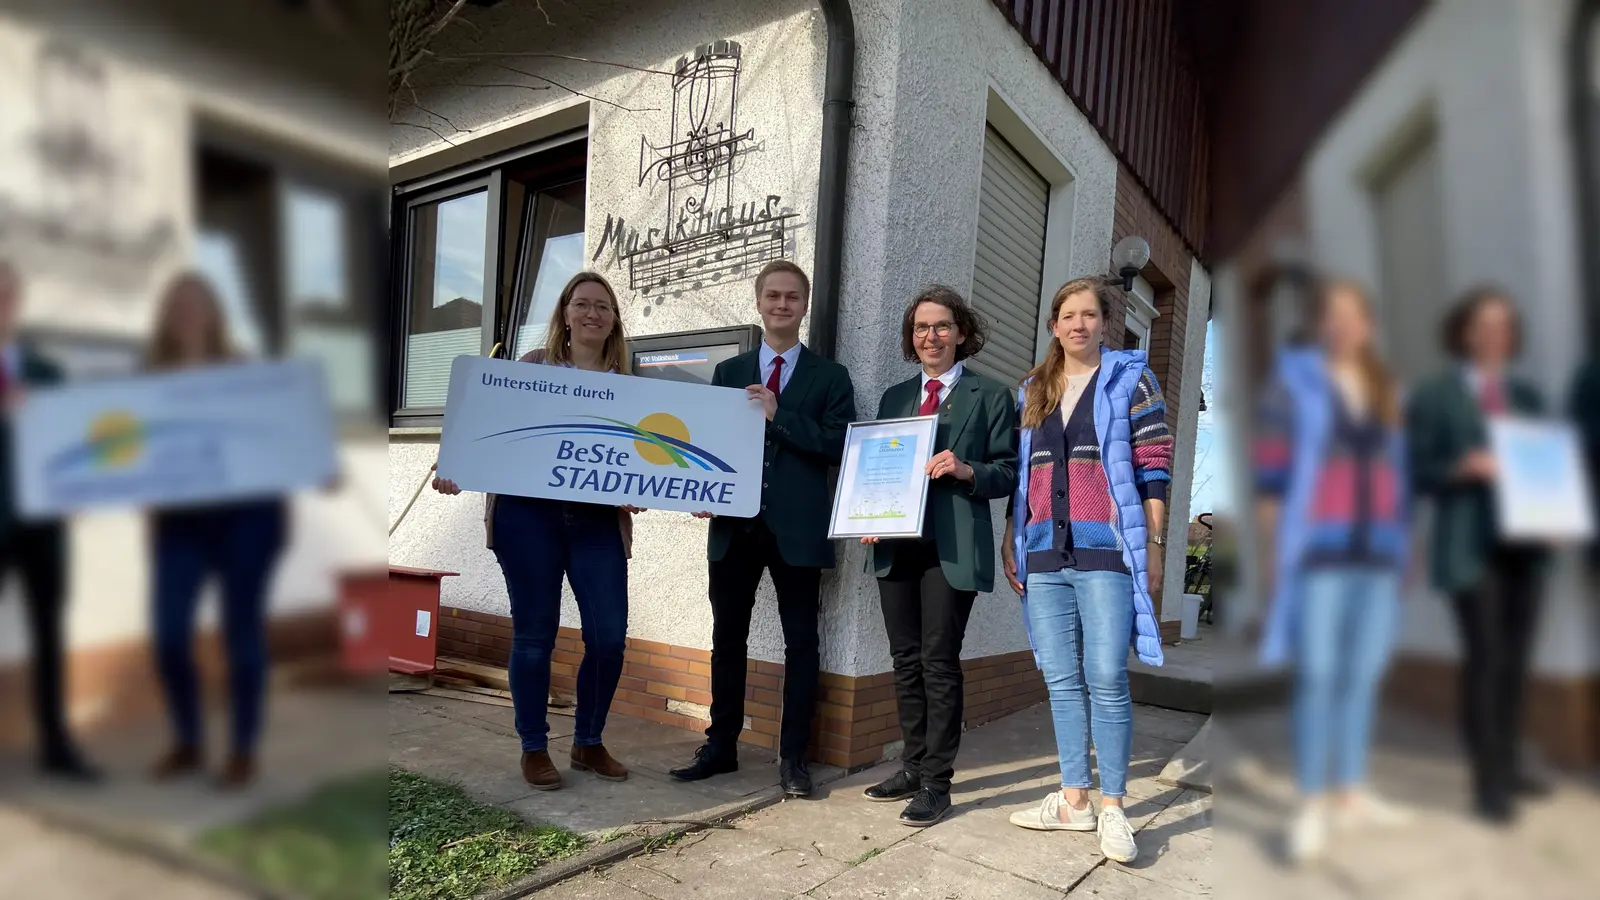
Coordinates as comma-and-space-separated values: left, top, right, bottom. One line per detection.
1305, 0, 1597, 677
388, 0, 1125, 676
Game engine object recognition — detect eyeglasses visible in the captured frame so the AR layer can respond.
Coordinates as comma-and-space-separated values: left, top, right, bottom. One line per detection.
570, 300, 614, 316
912, 323, 954, 339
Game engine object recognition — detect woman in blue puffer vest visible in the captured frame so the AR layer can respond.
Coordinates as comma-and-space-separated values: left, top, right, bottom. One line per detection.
1255, 278, 1414, 864
1000, 276, 1172, 866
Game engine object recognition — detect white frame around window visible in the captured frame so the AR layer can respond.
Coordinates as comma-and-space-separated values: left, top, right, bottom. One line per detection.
1125, 274, 1159, 351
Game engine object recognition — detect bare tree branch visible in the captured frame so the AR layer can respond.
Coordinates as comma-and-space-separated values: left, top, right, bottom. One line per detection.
420, 0, 473, 49
412, 82, 556, 93
393, 121, 459, 147
445, 52, 677, 77
477, 61, 657, 112
533, 0, 554, 26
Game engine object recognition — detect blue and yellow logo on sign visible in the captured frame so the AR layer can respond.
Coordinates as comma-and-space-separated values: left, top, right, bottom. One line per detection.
85, 410, 145, 469
479, 414, 737, 472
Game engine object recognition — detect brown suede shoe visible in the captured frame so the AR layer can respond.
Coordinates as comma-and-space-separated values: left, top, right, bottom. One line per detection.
218, 753, 256, 790
151, 746, 204, 781
521, 750, 562, 790
570, 744, 628, 782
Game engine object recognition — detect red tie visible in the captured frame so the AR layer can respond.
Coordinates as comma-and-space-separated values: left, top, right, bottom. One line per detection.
766, 355, 784, 396
919, 379, 943, 416
1481, 379, 1505, 414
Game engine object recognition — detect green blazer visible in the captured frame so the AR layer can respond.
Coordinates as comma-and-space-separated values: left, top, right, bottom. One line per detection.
871, 368, 1019, 593
0, 345, 65, 539
707, 345, 857, 569
1406, 368, 1545, 594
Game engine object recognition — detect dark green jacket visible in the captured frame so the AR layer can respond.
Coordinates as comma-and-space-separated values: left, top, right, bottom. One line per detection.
1406, 368, 1545, 594
0, 345, 65, 540
871, 368, 1019, 593
707, 346, 857, 569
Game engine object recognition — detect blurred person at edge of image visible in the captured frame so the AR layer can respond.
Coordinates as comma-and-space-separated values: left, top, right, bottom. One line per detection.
1406, 287, 1551, 825
1253, 279, 1414, 865
431, 271, 639, 791
145, 272, 309, 789
0, 260, 99, 781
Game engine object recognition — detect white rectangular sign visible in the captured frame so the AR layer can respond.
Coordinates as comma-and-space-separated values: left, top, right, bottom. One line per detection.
1488, 416, 1596, 542
14, 359, 339, 518
435, 355, 765, 516
827, 416, 938, 539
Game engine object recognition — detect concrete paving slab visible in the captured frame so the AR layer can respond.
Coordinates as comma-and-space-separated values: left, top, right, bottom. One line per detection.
0, 808, 248, 900
390, 719, 541, 807
731, 763, 922, 864
1072, 866, 1202, 900
909, 800, 1105, 893
529, 870, 656, 900
808, 841, 1067, 900
601, 826, 850, 900
1131, 707, 1208, 744
1156, 717, 1212, 793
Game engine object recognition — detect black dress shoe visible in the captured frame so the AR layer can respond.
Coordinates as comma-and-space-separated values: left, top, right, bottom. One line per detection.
899, 788, 951, 827
1513, 773, 1552, 798
779, 759, 812, 797
863, 769, 919, 802
40, 752, 101, 783
669, 744, 737, 782
1474, 792, 1516, 827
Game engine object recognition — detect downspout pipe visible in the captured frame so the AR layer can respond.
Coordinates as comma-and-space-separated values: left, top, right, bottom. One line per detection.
1571, 0, 1600, 350
808, 0, 856, 360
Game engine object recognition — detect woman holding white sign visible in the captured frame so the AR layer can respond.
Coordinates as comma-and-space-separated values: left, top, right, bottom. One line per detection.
432, 271, 637, 791
1000, 277, 1172, 865
145, 273, 290, 788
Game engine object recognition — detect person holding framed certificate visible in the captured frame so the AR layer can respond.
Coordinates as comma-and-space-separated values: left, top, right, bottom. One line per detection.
1406, 286, 1550, 824
999, 276, 1172, 865
432, 271, 638, 791
857, 285, 1018, 828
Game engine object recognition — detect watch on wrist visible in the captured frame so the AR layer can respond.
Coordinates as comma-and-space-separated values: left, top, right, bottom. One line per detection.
1148, 533, 1165, 547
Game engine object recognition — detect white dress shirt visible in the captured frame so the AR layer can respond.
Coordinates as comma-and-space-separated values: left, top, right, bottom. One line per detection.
759, 341, 803, 393
919, 359, 965, 411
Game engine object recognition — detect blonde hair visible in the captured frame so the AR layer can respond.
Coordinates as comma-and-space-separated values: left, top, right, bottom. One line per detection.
1020, 277, 1116, 429
1317, 278, 1400, 426
541, 271, 630, 374
145, 271, 237, 370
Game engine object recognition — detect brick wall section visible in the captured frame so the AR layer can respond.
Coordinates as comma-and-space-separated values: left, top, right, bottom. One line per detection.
438, 608, 1047, 769
1113, 162, 1194, 434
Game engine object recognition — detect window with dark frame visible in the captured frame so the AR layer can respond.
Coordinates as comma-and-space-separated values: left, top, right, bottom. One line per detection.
389, 132, 588, 428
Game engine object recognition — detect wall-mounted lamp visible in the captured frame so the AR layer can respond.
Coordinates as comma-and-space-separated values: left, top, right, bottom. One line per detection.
1108, 235, 1151, 292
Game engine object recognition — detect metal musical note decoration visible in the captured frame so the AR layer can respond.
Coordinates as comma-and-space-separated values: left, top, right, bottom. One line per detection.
592, 39, 800, 310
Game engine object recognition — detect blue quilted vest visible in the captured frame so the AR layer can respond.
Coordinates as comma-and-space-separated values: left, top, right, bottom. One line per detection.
1011, 349, 1164, 667
1257, 348, 1410, 666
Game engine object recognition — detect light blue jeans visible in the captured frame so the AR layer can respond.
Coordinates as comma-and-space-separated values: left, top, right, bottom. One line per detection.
1294, 566, 1400, 794
1025, 568, 1135, 798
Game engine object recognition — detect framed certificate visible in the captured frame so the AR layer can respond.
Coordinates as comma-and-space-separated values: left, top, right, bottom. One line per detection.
827, 415, 939, 540
1487, 416, 1596, 541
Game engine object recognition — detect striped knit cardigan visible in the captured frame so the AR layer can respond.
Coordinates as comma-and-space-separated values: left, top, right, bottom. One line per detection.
1010, 349, 1169, 667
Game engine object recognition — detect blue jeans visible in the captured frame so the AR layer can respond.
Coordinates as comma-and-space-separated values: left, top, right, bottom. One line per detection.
1025, 568, 1135, 798
1294, 566, 1400, 794
152, 500, 287, 756
491, 496, 628, 752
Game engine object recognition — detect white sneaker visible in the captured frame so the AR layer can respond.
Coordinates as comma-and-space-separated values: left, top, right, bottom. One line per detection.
1288, 801, 1328, 864
1335, 790, 1414, 830
1097, 805, 1139, 863
1009, 791, 1098, 832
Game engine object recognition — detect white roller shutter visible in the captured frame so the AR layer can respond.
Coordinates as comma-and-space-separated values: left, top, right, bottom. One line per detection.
969, 127, 1049, 388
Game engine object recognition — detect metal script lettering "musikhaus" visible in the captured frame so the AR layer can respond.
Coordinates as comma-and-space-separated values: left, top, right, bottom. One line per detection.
596, 39, 801, 307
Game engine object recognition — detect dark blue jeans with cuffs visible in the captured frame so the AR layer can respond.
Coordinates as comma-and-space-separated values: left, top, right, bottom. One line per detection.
491, 495, 628, 753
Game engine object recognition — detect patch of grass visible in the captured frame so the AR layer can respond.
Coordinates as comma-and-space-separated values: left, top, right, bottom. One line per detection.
387, 768, 586, 900
198, 770, 388, 900
851, 846, 884, 866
